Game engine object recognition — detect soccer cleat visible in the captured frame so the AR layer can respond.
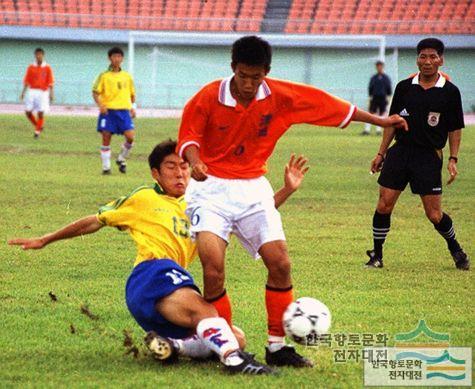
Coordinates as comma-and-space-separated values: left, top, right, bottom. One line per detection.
34, 133, 40, 139
225, 350, 276, 375
365, 250, 383, 268
102, 169, 111, 175
116, 160, 127, 174
144, 331, 179, 363
360, 131, 370, 136
451, 250, 470, 270
265, 345, 313, 368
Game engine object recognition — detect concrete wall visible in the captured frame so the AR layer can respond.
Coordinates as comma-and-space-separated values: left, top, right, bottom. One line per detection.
1, 40, 474, 111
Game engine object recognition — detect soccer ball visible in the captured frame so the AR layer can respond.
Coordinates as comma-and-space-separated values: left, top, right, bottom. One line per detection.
283, 297, 331, 345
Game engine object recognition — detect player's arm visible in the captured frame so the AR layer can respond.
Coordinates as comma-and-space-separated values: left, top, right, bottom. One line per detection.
353, 109, 408, 131
130, 76, 136, 118
178, 90, 209, 181
447, 129, 462, 185
274, 154, 309, 209
8, 215, 104, 250
48, 66, 54, 102
370, 127, 396, 174
20, 68, 30, 101
92, 91, 107, 114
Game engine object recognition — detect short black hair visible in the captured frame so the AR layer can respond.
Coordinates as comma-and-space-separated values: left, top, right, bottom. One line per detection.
417, 38, 444, 56
376, 60, 384, 66
148, 139, 177, 170
231, 36, 272, 71
34, 48, 44, 54
108, 46, 124, 57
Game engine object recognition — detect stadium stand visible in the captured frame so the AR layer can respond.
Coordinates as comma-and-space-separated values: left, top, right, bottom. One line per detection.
0, 0, 473, 34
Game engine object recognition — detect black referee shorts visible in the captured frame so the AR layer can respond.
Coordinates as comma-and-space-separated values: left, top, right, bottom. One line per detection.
378, 143, 443, 195
369, 96, 388, 115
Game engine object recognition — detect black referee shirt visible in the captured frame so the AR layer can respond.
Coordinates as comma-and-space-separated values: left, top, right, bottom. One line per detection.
389, 74, 464, 150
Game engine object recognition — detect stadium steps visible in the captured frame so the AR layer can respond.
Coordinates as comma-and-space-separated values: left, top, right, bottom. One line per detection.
261, 0, 293, 32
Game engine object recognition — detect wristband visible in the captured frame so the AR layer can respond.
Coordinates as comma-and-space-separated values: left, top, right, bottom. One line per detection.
448, 156, 458, 163
131, 103, 137, 109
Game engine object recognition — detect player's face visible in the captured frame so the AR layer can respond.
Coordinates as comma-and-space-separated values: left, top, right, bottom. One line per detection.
232, 63, 268, 100
109, 53, 124, 68
35, 51, 44, 63
417, 48, 443, 77
376, 64, 384, 73
153, 154, 190, 197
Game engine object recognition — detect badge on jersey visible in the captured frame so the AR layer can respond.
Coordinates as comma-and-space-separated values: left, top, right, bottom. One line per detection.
427, 112, 440, 127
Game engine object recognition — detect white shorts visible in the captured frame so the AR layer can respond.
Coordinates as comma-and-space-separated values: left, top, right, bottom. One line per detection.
25, 89, 50, 113
185, 175, 286, 259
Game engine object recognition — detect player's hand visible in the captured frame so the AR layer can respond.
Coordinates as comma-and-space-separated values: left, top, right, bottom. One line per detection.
20, 92, 24, 101
8, 237, 46, 250
191, 160, 208, 181
380, 114, 408, 131
99, 105, 108, 115
284, 154, 309, 192
130, 109, 136, 118
370, 154, 384, 174
49, 93, 54, 103
447, 159, 458, 185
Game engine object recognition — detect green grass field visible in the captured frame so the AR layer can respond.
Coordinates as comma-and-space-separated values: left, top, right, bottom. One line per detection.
1, 114, 474, 388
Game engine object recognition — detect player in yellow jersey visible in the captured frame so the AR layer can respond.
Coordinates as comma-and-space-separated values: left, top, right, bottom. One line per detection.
93, 47, 136, 175
9, 140, 309, 375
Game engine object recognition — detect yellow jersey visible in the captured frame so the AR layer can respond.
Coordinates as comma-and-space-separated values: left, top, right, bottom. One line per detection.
92, 67, 135, 109
96, 184, 196, 268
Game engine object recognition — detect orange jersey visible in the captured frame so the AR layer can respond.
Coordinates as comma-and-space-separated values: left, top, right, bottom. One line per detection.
23, 63, 54, 90
177, 77, 356, 179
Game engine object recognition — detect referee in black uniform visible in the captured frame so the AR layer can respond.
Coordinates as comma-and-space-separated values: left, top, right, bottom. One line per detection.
365, 38, 469, 270
362, 61, 392, 135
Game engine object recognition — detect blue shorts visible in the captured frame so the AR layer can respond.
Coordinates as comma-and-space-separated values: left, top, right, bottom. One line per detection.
97, 109, 134, 134
125, 259, 200, 339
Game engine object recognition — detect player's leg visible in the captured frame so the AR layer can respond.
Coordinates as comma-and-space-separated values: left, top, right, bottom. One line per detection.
196, 231, 233, 325
115, 110, 135, 173
36, 111, 44, 136
24, 89, 38, 135
157, 288, 273, 374
100, 131, 112, 174
232, 203, 312, 367
421, 194, 469, 270
365, 185, 402, 268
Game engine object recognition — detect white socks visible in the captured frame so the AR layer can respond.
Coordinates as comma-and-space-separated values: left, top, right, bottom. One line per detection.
196, 317, 241, 365
100, 146, 111, 170
364, 123, 371, 134
117, 141, 133, 162
173, 335, 213, 359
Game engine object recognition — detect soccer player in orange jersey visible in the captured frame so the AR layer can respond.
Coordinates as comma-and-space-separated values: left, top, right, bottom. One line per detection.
177, 36, 408, 368
20, 48, 54, 139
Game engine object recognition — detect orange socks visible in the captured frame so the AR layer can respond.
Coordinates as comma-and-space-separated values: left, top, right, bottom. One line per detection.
265, 285, 293, 343
207, 290, 233, 326
36, 117, 44, 133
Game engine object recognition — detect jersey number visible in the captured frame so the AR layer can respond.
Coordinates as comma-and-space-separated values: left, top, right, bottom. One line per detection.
165, 269, 190, 285
172, 216, 190, 237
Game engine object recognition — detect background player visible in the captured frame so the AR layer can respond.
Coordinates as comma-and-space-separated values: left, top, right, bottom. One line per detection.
366, 38, 469, 271
93, 47, 136, 175
9, 140, 308, 374
362, 60, 392, 136
20, 48, 54, 139
177, 35, 408, 368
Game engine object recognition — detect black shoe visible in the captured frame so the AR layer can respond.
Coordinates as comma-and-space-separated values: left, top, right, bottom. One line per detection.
225, 350, 276, 375
265, 345, 313, 367
451, 250, 470, 270
360, 131, 370, 136
34, 133, 39, 139
102, 169, 111, 175
144, 331, 179, 363
365, 250, 383, 268
116, 160, 127, 174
